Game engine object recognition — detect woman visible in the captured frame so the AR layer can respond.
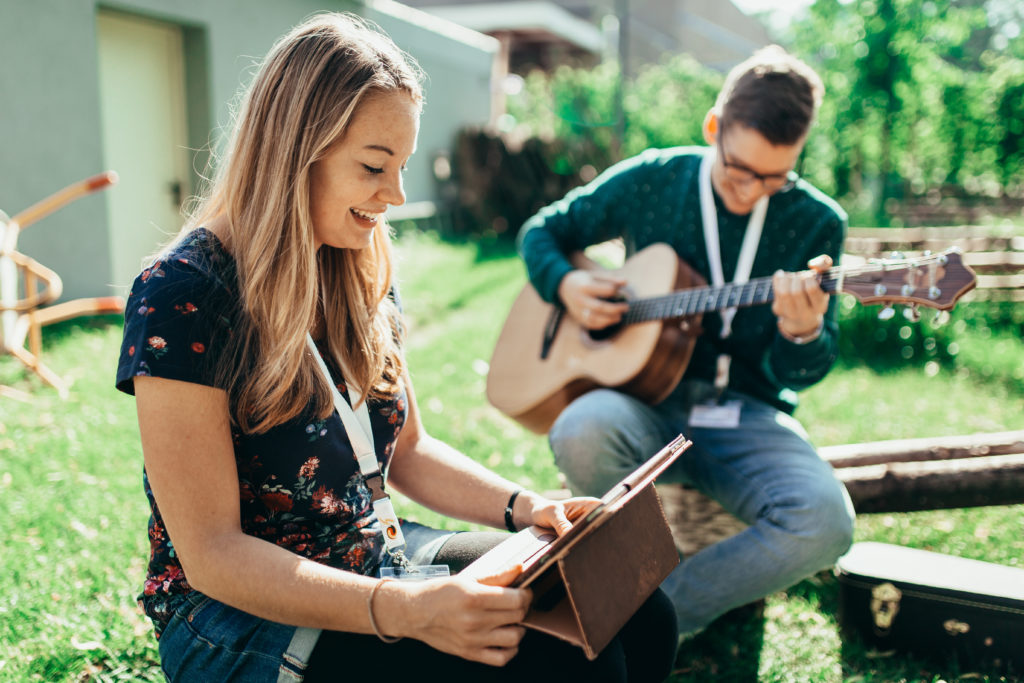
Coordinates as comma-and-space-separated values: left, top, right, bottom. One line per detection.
116, 12, 677, 682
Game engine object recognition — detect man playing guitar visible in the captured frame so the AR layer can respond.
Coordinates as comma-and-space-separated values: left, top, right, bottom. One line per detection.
517, 45, 856, 641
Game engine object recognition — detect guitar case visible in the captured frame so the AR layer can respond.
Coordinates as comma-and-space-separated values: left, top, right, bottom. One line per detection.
835, 542, 1024, 673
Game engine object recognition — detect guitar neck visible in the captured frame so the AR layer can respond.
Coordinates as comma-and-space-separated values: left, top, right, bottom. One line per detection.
624, 271, 840, 324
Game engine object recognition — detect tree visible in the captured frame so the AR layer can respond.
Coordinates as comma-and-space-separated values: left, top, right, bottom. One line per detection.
788, 0, 1024, 224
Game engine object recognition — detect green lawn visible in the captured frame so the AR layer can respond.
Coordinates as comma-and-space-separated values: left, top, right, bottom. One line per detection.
0, 229, 1020, 681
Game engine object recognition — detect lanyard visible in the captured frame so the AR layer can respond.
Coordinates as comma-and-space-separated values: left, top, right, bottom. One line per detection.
305, 335, 408, 560
698, 148, 768, 390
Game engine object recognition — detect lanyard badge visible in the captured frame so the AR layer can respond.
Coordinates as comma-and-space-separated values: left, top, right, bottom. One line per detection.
698, 148, 767, 393
693, 148, 766, 421
305, 335, 448, 579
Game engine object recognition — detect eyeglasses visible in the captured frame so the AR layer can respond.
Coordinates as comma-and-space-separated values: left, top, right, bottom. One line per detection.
717, 135, 798, 193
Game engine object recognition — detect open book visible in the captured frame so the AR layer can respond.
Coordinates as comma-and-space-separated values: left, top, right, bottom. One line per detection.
463, 434, 691, 659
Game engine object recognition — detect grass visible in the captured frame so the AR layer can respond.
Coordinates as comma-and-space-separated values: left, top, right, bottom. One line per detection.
0, 229, 1021, 681
0, 318, 162, 682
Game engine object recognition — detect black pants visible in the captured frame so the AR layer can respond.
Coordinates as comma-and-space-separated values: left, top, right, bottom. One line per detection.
304, 531, 678, 683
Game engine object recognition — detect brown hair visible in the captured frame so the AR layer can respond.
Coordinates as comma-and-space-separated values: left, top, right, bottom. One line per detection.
714, 45, 823, 145
183, 13, 423, 433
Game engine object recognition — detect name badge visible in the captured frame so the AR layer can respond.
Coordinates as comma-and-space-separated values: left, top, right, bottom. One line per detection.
688, 400, 742, 429
380, 564, 450, 581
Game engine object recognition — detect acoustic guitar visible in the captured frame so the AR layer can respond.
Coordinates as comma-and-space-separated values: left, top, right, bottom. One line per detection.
486, 243, 978, 434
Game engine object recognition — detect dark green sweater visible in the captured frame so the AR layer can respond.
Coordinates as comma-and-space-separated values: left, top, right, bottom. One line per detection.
518, 146, 848, 414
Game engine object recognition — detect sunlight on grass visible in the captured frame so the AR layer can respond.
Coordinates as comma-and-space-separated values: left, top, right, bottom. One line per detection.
760, 588, 843, 683
1, 231, 1020, 682
1, 320, 158, 681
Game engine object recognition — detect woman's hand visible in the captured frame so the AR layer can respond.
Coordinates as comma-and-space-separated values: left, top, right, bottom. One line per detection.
376, 565, 532, 666
515, 493, 602, 537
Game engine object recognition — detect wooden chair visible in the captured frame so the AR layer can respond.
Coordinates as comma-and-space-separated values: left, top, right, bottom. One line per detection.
1, 171, 124, 399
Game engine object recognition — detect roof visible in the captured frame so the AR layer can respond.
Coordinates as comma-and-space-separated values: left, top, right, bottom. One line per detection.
420, 1, 605, 52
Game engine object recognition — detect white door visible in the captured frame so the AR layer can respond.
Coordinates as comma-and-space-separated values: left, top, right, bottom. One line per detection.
97, 10, 190, 292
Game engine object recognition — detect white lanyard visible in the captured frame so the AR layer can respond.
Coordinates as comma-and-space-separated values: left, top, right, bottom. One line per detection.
698, 148, 768, 389
305, 335, 407, 556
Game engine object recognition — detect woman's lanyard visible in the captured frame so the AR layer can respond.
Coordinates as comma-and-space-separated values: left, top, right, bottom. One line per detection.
305, 335, 410, 567
698, 148, 768, 393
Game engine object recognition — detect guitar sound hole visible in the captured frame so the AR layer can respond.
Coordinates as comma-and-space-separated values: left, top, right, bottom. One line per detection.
587, 293, 628, 342
588, 322, 623, 342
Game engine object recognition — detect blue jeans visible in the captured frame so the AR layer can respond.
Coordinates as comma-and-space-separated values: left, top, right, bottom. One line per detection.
548, 381, 855, 634
156, 522, 455, 682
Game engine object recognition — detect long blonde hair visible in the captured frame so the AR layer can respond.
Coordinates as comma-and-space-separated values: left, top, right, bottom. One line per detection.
185, 13, 423, 433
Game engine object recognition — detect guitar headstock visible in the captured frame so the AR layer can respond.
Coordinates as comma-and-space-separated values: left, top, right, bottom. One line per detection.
833, 248, 977, 311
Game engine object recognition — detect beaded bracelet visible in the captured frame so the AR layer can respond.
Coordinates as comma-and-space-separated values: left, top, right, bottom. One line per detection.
504, 489, 524, 532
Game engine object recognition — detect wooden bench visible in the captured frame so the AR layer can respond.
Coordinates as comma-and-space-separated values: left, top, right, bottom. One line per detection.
842, 226, 1024, 301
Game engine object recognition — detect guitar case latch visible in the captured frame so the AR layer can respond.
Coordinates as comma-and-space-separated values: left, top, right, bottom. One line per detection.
870, 582, 902, 634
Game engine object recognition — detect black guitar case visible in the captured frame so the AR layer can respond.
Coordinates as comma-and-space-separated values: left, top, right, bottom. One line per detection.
836, 542, 1024, 673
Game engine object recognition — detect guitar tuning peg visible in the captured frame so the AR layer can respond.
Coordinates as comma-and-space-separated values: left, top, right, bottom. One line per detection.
878, 305, 895, 321
932, 310, 950, 326
903, 304, 921, 322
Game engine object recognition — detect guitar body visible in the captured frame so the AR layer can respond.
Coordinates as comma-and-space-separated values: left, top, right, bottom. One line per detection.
487, 244, 704, 434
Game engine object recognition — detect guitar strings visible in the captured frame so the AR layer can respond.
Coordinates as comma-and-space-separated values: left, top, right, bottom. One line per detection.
621, 257, 948, 324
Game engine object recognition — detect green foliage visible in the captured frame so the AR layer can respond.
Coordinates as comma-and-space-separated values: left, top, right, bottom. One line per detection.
836, 297, 1024, 394
506, 54, 723, 170
503, 0, 1024, 228
785, 0, 1024, 224
622, 55, 723, 156
506, 61, 623, 171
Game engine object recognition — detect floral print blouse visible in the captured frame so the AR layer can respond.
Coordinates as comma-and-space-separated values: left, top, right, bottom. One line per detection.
115, 229, 408, 637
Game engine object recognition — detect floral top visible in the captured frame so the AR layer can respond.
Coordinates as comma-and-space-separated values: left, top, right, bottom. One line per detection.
115, 229, 408, 637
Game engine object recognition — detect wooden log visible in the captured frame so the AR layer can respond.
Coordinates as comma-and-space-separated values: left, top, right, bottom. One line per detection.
837, 453, 1024, 513
657, 432, 1024, 552
656, 484, 747, 556
819, 430, 1024, 469
964, 251, 1024, 271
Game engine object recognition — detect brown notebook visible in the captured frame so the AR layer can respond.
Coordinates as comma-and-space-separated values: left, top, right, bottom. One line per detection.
463, 434, 691, 659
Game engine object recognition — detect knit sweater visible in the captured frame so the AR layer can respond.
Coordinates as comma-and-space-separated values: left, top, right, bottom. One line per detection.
518, 146, 848, 414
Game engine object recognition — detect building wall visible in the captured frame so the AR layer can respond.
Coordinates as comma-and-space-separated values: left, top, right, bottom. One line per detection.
1, 0, 114, 302
0, 0, 495, 299
365, 0, 497, 205
672, 0, 771, 72
569, 0, 771, 72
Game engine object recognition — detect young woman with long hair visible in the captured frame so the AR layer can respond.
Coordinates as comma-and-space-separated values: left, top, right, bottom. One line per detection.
116, 12, 677, 682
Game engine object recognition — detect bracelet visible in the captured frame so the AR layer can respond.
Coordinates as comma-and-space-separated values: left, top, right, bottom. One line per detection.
504, 489, 524, 532
778, 319, 824, 345
367, 579, 401, 643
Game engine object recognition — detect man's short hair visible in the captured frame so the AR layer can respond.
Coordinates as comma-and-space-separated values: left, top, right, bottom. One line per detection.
714, 45, 824, 146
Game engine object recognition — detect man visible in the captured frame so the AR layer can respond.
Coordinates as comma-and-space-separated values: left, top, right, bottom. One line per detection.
517, 45, 855, 636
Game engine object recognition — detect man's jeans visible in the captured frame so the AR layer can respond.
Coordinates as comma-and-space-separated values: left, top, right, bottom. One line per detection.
548, 382, 855, 634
